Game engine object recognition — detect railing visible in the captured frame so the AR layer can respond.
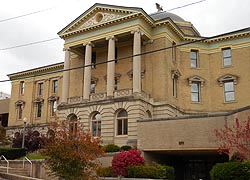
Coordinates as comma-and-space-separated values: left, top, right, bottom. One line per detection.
66, 89, 150, 104
23, 156, 32, 177
90, 92, 107, 101
114, 89, 133, 98
67, 96, 83, 104
0, 155, 9, 174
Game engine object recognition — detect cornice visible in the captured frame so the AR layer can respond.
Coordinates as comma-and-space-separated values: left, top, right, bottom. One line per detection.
8, 62, 64, 80
60, 12, 155, 39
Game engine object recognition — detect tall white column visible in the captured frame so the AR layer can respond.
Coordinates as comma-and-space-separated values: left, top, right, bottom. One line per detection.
83, 42, 93, 100
106, 36, 116, 97
132, 29, 143, 93
61, 48, 70, 103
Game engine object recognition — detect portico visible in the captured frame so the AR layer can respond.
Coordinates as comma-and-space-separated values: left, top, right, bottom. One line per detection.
60, 28, 148, 104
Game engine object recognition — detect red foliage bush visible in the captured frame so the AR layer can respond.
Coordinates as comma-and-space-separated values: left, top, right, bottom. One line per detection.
112, 148, 145, 177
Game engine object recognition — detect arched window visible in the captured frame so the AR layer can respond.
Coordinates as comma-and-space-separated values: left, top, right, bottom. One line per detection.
92, 113, 101, 137
68, 114, 78, 135
116, 109, 128, 136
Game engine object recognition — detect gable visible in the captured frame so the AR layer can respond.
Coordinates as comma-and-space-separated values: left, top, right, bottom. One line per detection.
58, 3, 149, 38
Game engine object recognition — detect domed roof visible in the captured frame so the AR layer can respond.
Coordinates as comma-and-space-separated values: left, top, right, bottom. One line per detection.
150, 11, 185, 22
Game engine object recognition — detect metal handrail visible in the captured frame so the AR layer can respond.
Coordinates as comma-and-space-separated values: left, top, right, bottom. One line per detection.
0, 155, 9, 174
23, 156, 32, 177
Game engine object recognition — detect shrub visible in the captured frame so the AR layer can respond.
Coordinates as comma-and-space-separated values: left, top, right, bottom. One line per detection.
0, 148, 26, 159
96, 166, 113, 177
120, 145, 132, 151
112, 148, 145, 177
210, 161, 250, 180
127, 164, 175, 179
103, 144, 120, 153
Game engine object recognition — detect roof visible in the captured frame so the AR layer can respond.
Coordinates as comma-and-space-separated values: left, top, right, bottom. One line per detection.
150, 11, 185, 22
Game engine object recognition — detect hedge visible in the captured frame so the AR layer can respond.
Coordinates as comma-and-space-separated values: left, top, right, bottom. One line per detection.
103, 144, 120, 153
127, 164, 175, 179
0, 148, 26, 160
210, 161, 250, 180
96, 166, 113, 177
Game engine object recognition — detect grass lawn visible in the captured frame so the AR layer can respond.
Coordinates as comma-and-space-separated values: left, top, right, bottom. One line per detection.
19, 153, 48, 160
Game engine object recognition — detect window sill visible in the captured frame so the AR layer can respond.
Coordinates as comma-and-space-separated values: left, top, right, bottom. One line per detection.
115, 135, 128, 138
190, 67, 201, 69
223, 100, 237, 104
221, 65, 233, 69
191, 102, 203, 105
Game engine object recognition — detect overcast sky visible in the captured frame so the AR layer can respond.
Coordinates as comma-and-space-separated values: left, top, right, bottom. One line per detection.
0, 0, 249, 94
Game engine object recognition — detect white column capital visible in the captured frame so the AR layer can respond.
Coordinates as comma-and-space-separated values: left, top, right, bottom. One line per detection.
131, 28, 144, 36
106, 35, 118, 41
83, 42, 94, 47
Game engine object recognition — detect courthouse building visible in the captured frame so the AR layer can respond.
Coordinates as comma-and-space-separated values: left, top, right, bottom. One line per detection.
7, 3, 250, 180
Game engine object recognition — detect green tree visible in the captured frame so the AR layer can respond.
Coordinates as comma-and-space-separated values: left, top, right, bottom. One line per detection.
41, 120, 103, 180
0, 125, 11, 145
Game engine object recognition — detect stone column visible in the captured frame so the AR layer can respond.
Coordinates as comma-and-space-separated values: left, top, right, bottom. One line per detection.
106, 36, 116, 97
61, 48, 70, 103
132, 28, 143, 93
83, 42, 93, 100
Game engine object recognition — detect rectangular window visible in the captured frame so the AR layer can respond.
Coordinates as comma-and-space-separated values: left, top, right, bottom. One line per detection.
17, 105, 23, 120
90, 81, 96, 94
117, 119, 128, 135
52, 80, 58, 94
91, 52, 96, 69
172, 78, 177, 98
172, 42, 176, 62
36, 102, 42, 118
191, 82, 200, 102
190, 50, 199, 68
224, 81, 235, 102
51, 100, 57, 116
92, 120, 101, 137
38, 82, 43, 96
222, 48, 232, 67
20, 81, 25, 95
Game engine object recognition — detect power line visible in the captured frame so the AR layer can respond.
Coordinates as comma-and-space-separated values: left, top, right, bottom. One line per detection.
0, 38, 61, 51
0, 1, 206, 51
0, 8, 53, 23
167, 0, 206, 11
1, 27, 247, 83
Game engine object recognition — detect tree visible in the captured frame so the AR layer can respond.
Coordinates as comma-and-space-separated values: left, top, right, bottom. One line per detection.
41, 120, 103, 180
215, 118, 250, 160
112, 148, 145, 177
0, 125, 11, 145
12, 127, 46, 152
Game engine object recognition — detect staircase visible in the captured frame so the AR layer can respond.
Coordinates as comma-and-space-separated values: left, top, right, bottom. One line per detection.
0, 166, 29, 177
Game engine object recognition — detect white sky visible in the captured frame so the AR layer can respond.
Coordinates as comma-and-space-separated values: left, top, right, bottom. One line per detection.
0, 0, 250, 94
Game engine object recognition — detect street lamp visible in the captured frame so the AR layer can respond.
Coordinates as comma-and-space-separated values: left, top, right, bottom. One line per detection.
21, 117, 27, 148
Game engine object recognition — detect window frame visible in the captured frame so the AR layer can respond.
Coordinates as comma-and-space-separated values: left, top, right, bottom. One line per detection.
51, 100, 57, 116
191, 82, 201, 103
222, 48, 232, 67
116, 109, 128, 136
38, 82, 44, 96
190, 49, 199, 68
52, 80, 58, 94
17, 104, 23, 120
36, 102, 42, 118
20, 81, 25, 95
91, 113, 101, 137
224, 81, 235, 102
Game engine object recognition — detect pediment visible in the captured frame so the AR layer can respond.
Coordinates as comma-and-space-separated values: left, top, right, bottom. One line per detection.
58, 4, 143, 37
